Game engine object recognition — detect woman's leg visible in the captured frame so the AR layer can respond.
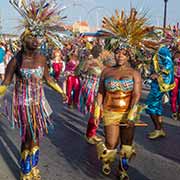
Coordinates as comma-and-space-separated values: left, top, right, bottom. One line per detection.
30, 131, 41, 180
148, 115, 166, 139
105, 125, 120, 149
96, 125, 119, 175
66, 75, 73, 105
73, 76, 81, 105
118, 126, 136, 179
20, 130, 32, 180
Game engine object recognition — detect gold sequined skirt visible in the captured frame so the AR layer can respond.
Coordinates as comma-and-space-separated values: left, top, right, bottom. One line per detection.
102, 110, 129, 126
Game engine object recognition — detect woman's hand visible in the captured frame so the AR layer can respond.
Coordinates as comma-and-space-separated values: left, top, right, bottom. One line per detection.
94, 117, 100, 127
150, 73, 159, 80
62, 93, 68, 102
126, 120, 135, 128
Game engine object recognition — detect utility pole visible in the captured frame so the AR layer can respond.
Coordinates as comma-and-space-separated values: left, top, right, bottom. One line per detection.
163, 0, 168, 29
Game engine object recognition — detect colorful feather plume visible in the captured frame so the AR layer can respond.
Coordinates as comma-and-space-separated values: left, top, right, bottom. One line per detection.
163, 23, 180, 48
102, 8, 158, 51
9, 0, 67, 46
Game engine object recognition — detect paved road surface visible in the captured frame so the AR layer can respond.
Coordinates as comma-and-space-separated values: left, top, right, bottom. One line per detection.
0, 87, 180, 180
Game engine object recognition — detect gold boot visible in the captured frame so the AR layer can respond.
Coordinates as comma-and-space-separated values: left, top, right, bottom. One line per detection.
31, 146, 41, 180
20, 150, 32, 180
85, 135, 102, 145
20, 173, 33, 180
118, 145, 136, 180
177, 112, 180, 121
96, 142, 117, 175
148, 129, 166, 139
172, 112, 178, 121
31, 167, 41, 180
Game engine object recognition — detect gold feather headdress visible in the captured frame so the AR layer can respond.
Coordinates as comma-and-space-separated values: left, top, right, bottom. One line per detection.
102, 8, 159, 52
9, 0, 67, 46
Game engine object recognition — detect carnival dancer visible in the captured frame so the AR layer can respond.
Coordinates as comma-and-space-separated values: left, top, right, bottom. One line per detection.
146, 46, 175, 139
80, 50, 115, 144
0, 1, 67, 179
65, 49, 80, 108
52, 49, 64, 81
94, 8, 156, 179
79, 52, 103, 144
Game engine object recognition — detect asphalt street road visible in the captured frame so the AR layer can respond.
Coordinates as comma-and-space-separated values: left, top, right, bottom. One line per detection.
0, 87, 180, 180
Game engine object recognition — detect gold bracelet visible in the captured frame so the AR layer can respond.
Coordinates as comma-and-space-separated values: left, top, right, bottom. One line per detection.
94, 102, 101, 119
46, 81, 64, 94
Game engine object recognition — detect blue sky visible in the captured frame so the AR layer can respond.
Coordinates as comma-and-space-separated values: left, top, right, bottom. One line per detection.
0, 0, 180, 34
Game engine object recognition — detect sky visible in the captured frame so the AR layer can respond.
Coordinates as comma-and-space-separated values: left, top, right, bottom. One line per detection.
0, 0, 180, 34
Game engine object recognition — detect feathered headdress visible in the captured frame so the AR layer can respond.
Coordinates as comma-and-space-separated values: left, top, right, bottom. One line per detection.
9, 0, 67, 46
102, 8, 159, 52
163, 23, 180, 49
102, 8, 160, 77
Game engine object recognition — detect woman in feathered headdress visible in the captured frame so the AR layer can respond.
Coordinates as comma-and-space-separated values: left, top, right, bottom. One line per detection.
0, 1, 67, 179
94, 8, 155, 179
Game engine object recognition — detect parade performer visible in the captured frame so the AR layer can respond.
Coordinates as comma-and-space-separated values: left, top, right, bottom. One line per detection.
94, 8, 156, 179
65, 49, 80, 108
146, 45, 175, 139
0, 1, 67, 179
79, 50, 114, 144
79, 51, 103, 144
52, 49, 64, 81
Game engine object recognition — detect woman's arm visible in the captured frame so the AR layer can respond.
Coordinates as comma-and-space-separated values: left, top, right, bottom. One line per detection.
2, 57, 17, 85
43, 56, 66, 100
127, 70, 142, 122
94, 68, 107, 123
130, 70, 142, 106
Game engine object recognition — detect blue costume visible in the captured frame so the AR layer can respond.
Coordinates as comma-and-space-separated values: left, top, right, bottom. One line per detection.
146, 46, 175, 115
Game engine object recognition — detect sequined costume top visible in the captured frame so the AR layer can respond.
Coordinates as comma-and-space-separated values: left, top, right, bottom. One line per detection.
103, 78, 134, 112
12, 66, 52, 142
65, 59, 77, 74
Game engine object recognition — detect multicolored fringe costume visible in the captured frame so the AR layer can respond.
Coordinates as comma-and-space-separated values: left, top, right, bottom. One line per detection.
12, 67, 53, 142
78, 74, 100, 114
3, 1, 67, 179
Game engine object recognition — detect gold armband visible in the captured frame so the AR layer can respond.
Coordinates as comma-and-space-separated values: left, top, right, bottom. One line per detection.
94, 102, 101, 119
127, 104, 139, 122
46, 81, 64, 95
0, 85, 8, 96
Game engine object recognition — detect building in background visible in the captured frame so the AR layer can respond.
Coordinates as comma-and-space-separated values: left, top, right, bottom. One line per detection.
72, 21, 90, 33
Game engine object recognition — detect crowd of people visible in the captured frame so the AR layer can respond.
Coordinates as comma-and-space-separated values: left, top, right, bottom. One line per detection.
0, 1, 180, 180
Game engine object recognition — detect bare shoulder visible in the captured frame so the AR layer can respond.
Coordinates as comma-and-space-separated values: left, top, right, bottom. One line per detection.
102, 66, 114, 75
36, 53, 47, 63
132, 69, 141, 80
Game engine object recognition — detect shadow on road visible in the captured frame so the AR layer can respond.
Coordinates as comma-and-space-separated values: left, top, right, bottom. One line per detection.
135, 114, 180, 164
0, 123, 20, 180
47, 110, 150, 180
